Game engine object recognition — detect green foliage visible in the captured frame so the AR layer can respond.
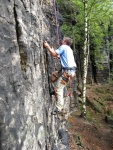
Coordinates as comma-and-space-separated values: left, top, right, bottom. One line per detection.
57, 0, 113, 77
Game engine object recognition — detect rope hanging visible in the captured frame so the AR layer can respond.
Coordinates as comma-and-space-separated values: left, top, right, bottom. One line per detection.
53, 0, 60, 47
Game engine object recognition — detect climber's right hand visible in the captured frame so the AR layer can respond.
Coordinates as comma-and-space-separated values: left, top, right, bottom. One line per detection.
43, 41, 50, 48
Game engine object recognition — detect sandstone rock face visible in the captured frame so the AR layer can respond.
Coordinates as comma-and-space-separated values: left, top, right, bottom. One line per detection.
0, 0, 71, 150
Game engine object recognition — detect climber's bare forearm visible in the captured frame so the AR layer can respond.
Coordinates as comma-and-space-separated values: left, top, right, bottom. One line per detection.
43, 41, 58, 57
46, 46, 58, 57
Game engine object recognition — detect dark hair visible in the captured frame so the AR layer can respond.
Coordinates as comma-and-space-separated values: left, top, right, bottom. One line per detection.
63, 37, 73, 46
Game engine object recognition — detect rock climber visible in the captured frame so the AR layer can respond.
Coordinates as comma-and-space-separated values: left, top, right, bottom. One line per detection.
43, 37, 77, 115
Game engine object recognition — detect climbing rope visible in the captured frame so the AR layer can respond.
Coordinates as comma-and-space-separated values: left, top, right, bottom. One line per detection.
53, 0, 60, 47
53, 0, 73, 98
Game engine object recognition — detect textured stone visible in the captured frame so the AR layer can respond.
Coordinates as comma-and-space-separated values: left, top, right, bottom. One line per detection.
0, 0, 72, 150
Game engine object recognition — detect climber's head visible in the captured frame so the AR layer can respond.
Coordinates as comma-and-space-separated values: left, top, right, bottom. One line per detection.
62, 37, 73, 46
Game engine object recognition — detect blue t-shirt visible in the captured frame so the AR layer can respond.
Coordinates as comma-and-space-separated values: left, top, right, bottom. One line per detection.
55, 45, 76, 68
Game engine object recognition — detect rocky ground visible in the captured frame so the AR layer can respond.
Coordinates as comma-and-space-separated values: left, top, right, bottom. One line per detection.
68, 83, 113, 150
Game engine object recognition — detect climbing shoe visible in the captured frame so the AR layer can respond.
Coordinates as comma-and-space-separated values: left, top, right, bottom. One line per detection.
51, 108, 62, 115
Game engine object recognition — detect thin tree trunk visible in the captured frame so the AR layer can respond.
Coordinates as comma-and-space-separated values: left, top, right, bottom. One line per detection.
81, 0, 89, 117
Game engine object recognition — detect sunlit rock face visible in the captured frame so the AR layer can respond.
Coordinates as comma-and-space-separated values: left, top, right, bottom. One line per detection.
0, 0, 71, 150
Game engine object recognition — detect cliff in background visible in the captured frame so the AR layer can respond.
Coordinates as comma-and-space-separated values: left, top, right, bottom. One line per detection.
0, 0, 73, 149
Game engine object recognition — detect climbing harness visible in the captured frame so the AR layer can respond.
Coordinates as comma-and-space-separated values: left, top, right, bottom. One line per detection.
62, 67, 76, 96
53, 0, 60, 46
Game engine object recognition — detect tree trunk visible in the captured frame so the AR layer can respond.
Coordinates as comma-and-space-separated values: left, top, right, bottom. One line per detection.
81, 0, 89, 117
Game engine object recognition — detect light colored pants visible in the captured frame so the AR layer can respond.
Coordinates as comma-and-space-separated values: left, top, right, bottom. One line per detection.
54, 71, 75, 111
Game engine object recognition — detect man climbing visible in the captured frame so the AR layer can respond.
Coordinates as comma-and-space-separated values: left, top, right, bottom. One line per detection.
43, 37, 77, 115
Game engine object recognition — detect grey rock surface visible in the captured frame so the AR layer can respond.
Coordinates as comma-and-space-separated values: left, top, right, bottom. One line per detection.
0, 0, 74, 150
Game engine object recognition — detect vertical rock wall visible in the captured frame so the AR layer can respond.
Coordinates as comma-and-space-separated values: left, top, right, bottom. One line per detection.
0, 0, 72, 150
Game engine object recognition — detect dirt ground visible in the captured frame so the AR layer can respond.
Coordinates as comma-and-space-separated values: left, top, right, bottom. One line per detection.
68, 84, 113, 150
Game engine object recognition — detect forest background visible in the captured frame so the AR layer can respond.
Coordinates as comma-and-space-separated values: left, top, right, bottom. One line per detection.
57, 0, 113, 116
57, 1, 113, 149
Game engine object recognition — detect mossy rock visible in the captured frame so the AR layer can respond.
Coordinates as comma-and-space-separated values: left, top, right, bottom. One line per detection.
105, 115, 113, 125
92, 100, 104, 113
